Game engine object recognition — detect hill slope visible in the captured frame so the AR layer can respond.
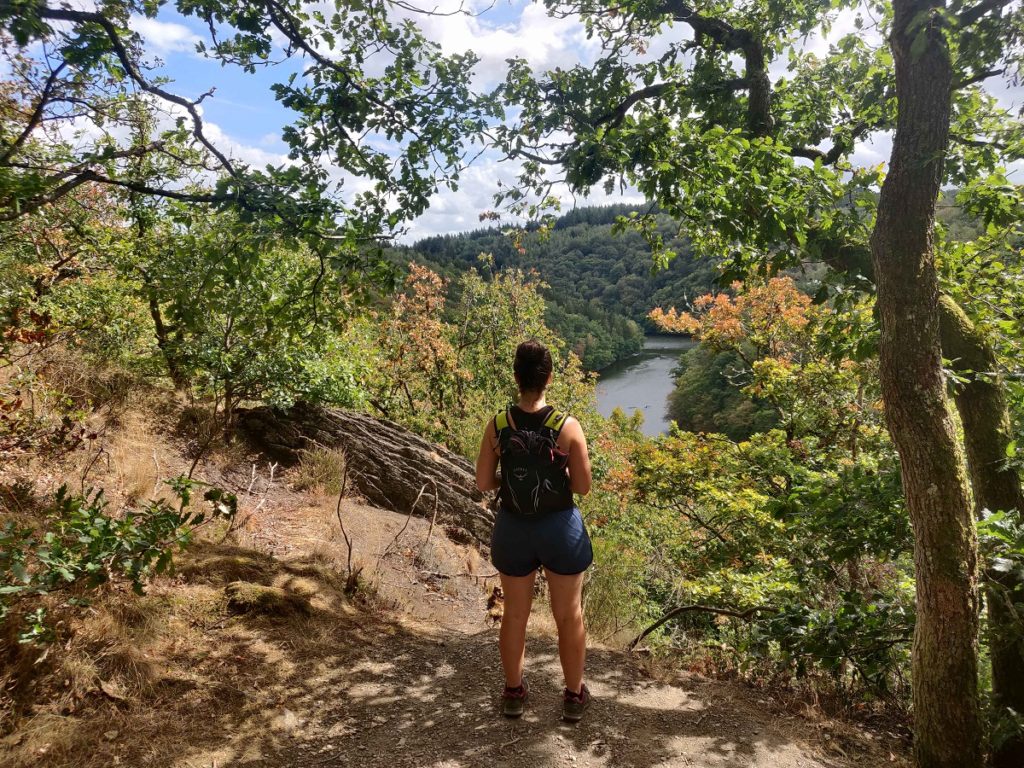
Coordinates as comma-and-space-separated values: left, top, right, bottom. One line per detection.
0, 397, 910, 768
404, 205, 718, 370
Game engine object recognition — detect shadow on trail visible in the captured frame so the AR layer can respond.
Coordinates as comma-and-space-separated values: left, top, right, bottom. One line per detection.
165, 566, 843, 768
16, 546, 846, 768
280, 632, 841, 768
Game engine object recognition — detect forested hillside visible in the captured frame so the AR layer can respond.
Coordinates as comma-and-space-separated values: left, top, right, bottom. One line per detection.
405, 205, 718, 369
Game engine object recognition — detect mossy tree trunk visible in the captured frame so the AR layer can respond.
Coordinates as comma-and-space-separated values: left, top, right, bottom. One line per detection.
939, 296, 1024, 768
870, 2, 983, 766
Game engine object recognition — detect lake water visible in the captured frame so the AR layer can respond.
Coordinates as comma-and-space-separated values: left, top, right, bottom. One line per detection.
595, 336, 697, 436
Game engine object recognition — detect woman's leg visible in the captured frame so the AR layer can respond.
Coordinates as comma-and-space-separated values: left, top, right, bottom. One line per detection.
544, 568, 587, 693
498, 570, 537, 687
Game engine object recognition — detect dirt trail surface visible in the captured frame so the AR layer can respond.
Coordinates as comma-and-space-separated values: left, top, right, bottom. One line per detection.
204, 485, 898, 768
2, 449, 907, 768
179, 625, 880, 768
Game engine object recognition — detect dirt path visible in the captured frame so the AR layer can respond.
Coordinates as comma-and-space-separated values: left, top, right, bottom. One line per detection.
166, 614, 891, 768
161, 491, 902, 768
2, 477, 906, 768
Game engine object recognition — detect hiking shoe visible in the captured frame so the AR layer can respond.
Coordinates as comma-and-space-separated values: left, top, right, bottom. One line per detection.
501, 678, 528, 718
562, 683, 591, 722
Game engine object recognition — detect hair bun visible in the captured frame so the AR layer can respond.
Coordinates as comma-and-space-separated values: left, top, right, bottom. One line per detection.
514, 340, 553, 393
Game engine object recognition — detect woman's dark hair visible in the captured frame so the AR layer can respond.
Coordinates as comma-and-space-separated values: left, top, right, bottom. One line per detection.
514, 340, 553, 392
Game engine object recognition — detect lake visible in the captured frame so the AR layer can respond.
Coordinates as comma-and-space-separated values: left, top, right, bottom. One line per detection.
595, 335, 697, 436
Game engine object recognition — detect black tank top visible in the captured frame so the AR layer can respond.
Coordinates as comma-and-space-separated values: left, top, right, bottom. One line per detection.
509, 405, 554, 430
497, 405, 574, 515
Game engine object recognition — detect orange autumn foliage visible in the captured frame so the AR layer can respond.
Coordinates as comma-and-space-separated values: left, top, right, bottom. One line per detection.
649, 277, 813, 361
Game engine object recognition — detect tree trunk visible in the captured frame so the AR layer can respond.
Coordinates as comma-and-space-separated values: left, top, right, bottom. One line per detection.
146, 291, 188, 390
939, 296, 1024, 768
870, 2, 983, 766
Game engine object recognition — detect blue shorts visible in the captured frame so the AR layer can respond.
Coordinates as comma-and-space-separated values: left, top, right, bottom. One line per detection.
490, 506, 594, 577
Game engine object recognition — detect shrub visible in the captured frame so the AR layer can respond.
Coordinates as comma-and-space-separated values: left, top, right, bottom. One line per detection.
0, 478, 236, 644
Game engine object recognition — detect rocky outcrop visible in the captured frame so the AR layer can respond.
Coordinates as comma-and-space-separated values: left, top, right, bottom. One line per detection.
236, 403, 494, 545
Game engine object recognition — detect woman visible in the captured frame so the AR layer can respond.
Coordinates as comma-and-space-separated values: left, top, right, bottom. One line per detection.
475, 339, 594, 722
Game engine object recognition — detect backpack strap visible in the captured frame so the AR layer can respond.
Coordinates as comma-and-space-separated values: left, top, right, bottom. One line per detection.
543, 409, 569, 435
494, 410, 510, 433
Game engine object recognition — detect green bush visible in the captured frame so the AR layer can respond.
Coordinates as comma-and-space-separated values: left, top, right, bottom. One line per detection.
0, 478, 236, 643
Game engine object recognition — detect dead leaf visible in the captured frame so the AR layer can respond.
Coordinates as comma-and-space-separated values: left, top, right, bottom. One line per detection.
98, 678, 127, 701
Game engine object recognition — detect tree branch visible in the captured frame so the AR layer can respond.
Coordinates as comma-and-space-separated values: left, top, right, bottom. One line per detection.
790, 121, 874, 165
507, 146, 563, 165
593, 82, 675, 128
36, 7, 241, 179
954, 68, 1005, 89
958, 0, 1014, 26
950, 134, 1010, 150
0, 173, 94, 221
261, 0, 405, 127
0, 61, 67, 166
654, 0, 771, 136
0, 169, 229, 221
592, 78, 749, 129
628, 604, 777, 650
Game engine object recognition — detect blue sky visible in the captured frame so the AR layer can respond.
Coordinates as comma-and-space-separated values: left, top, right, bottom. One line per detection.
128, 2, 1022, 242
127, 0, 633, 240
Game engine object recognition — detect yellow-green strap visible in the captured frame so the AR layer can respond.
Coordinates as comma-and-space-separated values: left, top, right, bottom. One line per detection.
495, 410, 510, 431
543, 409, 569, 433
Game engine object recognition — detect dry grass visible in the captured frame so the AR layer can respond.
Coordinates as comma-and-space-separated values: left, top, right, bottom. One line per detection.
0, 534, 367, 768
106, 415, 165, 503
175, 403, 221, 447
35, 349, 136, 415
292, 446, 347, 496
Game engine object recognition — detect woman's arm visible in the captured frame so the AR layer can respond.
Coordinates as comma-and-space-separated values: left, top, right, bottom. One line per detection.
475, 418, 501, 492
560, 417, 592, 496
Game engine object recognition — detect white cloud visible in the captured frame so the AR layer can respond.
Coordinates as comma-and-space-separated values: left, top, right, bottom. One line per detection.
851, 132, 891, 167
258, 131, 283, 148
400, 154, 517, 240
408, 0, 599, 88
397, 148, 646, 242
129, 16, 202, 56
201, 119, 292, 169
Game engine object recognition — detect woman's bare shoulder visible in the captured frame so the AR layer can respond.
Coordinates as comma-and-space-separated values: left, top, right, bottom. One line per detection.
562, 412, 583, 428
559, 414, 586, 442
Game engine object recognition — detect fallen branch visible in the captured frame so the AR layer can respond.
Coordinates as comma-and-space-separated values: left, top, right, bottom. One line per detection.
627, 604, 776, 651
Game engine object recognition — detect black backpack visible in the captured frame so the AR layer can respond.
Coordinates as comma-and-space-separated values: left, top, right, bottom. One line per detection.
494, 407, 572, 516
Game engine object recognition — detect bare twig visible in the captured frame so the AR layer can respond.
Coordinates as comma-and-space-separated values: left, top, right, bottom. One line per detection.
221, 461, 277, 542
334, 470, 360, 593
79, 445, 106, 493
0, 61, 68, 166
421, 478, 440, 550
151, 449, 162, 497
381, 483, 428, 559
627, 604, 777, 651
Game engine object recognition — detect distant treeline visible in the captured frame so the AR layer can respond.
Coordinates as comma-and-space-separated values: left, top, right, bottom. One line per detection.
400, 204, 719, 370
